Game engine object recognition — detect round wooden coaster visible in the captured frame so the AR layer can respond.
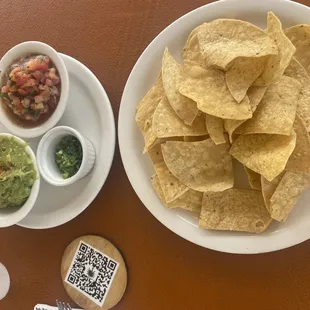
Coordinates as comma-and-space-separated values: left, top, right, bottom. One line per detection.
61, 235, 127, 310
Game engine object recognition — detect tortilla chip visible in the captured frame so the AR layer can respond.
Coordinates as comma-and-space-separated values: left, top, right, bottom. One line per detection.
247, 85, 269, 111
152, 96, 207, 138
226, 56, 267, 103
197, 18, 278, 70
261, 172, 284, 212
183, 135, 209, 142
182, 25, 206, 67
270, 171, 310, 222
162, 139, 233, 192
223, 120, 243, 144
236, 76, 301, 135
135, 76, 165, 152
205, 115, 226, 145
151, 174, 202, 212
244, 166, 261, 190
148, 137, 183, 165
154, 161, 189, 203
162, 48, 199, 125
286, 115, 310, 173
172, 189, 203, 213
285, 24, 310, 75
148, 143, 164, 166
136, 73, 162, 111
199, 189, 272, 233
179, 65, 252, 120
230, 132, 297, 181
255, 12, 296, 85
285, 58, 310, 132
151, 174, 166, 202
148, 143, 164, 165
224, 85, 268, 142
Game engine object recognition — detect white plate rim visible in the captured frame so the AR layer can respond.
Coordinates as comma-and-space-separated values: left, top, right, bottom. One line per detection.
118, 0, 310, 254
17, 53, 115, 229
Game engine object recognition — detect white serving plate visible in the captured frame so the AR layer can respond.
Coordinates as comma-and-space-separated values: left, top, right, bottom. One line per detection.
118, 0, 310, 254
11, 53, 116, 229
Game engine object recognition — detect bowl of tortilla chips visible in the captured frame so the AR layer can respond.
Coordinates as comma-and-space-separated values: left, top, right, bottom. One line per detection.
119, 0, 310, 253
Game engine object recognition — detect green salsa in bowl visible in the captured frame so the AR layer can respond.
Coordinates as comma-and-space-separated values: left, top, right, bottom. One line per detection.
55, 135, 83, 179
37, 126, 96, 187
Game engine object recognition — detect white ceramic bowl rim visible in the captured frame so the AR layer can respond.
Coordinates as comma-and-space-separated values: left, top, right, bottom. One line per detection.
0, 41, 69, 138
118, 0, 310, 254
0, 133, 40, 227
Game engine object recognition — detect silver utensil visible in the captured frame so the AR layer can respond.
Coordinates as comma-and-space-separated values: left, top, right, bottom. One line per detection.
56, 300, 72, 310
34, 303, 81, 310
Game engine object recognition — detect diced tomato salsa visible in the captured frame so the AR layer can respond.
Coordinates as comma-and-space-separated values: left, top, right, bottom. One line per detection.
0, 55, 61, 121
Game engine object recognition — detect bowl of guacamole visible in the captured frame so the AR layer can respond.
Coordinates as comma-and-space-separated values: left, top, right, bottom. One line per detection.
0, 134, 40, 227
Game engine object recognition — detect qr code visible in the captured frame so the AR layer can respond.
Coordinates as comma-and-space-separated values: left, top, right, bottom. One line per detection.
65, 241, 119, 307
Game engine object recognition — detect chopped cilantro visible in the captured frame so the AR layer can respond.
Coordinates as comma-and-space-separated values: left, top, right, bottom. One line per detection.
55, 136, 83, 179
0, 93, 9, 100
29, 110, 40, 117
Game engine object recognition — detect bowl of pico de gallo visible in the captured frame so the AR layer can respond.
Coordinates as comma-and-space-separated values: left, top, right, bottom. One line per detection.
0, 41, 69, 138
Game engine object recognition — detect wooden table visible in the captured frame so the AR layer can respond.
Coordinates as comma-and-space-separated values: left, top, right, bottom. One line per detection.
1, 0, 310, 309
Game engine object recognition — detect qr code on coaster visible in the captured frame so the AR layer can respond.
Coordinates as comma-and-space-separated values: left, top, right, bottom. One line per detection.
65, 241, 119, 307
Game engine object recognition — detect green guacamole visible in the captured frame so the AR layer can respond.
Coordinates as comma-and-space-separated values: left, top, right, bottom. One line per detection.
0, 136, 37, 208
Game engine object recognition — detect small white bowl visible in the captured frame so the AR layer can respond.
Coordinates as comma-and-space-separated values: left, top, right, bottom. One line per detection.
37, 126, 96, 186
0, 41, 69, 138
0, 133, 40, 227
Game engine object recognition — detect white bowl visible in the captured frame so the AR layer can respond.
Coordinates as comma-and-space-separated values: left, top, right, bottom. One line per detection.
119, 0, 310, 254
0, 133, 40, 227
37, 126, 96, 186
0, 41, 69, 138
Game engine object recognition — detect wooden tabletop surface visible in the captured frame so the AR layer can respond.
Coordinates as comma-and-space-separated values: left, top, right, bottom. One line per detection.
1, 0, 310, 309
